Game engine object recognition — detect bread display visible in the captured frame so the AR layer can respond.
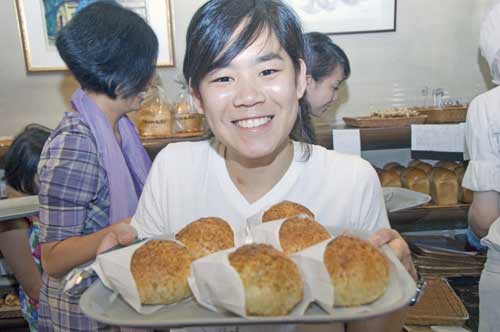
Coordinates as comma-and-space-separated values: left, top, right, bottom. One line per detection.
278, 216, 330, 255
401, 167, 430, 195
131, 240, 193, 305
454, 166, 473, 203
262, 200, 314, 222
378, 169, 402, 187
414, 161, 432, 175
176, 217, 235, 259
323, 235, 389, 307
4, 293, 20, 306
228, 244, 304, 316
435, 160, 460, 172
430, 167, 459, 206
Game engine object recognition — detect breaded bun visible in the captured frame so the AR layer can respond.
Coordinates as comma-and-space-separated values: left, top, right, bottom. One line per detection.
378, 169, 402, 187
435, 160, 460, 172
401, 167, 430, 195
229, 244, 304, 316
383, 162, 403, 170
176, 217, 235, 259
454, 166, 473, 203
262, 200, 314, 222
414, 161, 432, 175
324, 235, 389, 307
408, 159, 422, 168
131, 240, 193, 305
279, 216, 330, 255
430, 167, 459, 205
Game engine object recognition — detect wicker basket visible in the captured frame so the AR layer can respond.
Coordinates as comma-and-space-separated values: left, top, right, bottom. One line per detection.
406, 277, 469, 326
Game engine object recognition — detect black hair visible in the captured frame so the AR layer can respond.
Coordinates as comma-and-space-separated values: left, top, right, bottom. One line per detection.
304, 32, 351, 82
56, 0, 158, 99
4, 124, 51, 195
183, 0, 315, 152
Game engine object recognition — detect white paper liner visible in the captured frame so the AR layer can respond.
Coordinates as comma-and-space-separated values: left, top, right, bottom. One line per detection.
188, 246, 313, 317
291, 232, 410, 315
91, 227, 247, 315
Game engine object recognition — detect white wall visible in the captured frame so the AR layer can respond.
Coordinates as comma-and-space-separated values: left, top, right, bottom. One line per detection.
0, 0, 494, 136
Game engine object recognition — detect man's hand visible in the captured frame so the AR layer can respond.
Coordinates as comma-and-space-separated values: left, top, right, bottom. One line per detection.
96, 222, 138, 255
370, 228, 418, 281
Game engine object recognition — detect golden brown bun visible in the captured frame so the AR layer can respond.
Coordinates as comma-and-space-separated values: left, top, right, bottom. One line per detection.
454, 166, 473, 204
4, 293, 20, 306
176, 217, 235, 259
279, 216, 331, 255
401, 167, 430, 195
435, 160, 460, 172
414, 161, 432, 174
383, 162, 403, 170
408, 159, 422, 168
323, 235, 389, 307
262, 201, 314, 222
131, 240, 193, 305
378, 169, 402, 187
229, 244, 303, 316
430, 167, 459, 206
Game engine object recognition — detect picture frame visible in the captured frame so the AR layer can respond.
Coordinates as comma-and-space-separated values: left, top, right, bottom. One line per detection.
15, 0, 175, 72
286, 0, 397, 35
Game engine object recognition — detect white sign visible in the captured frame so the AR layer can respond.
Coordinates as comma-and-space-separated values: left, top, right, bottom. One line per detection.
332, 129, 361, 156
411, 124, 466, 153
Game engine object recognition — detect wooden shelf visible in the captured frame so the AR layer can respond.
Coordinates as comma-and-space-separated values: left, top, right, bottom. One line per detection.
141, 134, 210, 160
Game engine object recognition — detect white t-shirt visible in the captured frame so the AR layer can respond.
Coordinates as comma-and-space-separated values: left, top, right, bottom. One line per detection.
130, 139, 389, 332
131, 139, 389, 237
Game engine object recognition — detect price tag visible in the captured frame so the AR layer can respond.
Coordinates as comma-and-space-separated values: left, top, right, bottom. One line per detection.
411, 124, 466, 153
332, 129, 361, 156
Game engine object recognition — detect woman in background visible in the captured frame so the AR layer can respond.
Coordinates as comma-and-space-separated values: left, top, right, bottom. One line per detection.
463, 2, 500, 331
37, 2, 157, 331
0, 124, 51, 331
304, 31, 351, 117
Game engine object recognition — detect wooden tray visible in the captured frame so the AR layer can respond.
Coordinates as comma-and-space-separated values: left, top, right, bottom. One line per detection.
406, 278, 469, 326
343, 115, 427, 128
415, 106, 467, 123
0, 305, 22, 319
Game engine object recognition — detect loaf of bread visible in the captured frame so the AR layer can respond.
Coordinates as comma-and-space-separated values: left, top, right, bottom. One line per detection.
279, 216, 330, 255
262, 200, 314, 222
454, 166, 473, 204
131, 240, 193, 305
324, 235, 389, 307
228, 244, 304, 316
176, 217, 235, 259
414, 161, 432, 175
378, 169, 402, 187
408, 159, 422, 168
435, 160, 460, 171
401, 167, 430, 195
383, 162, 403, 170
430, 167, 459, 205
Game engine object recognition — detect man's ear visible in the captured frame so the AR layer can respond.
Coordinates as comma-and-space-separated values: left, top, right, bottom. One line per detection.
296, 59, 307, 99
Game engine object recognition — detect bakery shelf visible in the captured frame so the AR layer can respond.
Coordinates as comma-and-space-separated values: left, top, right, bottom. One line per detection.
141, 134, 211, 160
315, 122, 465, 161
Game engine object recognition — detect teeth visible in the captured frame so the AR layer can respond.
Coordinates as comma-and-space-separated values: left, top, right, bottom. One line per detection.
235, 116, 272, 129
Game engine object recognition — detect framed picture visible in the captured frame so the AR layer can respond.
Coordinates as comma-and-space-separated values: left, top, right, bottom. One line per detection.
15, 0, 175, 72
286, 0, 397, 35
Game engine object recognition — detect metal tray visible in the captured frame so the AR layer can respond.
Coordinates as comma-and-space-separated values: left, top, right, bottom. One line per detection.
0, 196, 39, 222
80, 228, 416, 328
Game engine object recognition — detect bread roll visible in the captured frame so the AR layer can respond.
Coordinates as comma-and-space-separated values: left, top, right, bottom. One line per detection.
401, 167, 430, 195
383, 162, 403, 170
4, 294, 20, 306
279, 216, 330, 255
435, 160, 460, 171
131, 240, 193, 305
323, 235, 388, 307
176, 217, 235, 259
414, 161, 432, 174
378, 169, 402, 187
408, 159, 422, 168
454, 166, 473, 204
229, 244, 303, 316
262, 200, 314, 222
430, 167, 459, 206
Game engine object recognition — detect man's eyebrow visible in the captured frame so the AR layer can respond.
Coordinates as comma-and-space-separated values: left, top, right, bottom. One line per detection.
255, 52, 284, 64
